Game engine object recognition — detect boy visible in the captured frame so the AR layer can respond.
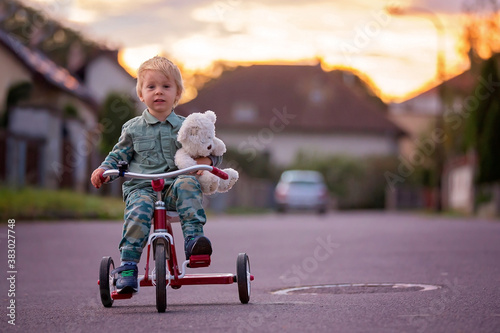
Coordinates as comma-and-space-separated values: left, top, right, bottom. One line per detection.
90, 56, 219, 294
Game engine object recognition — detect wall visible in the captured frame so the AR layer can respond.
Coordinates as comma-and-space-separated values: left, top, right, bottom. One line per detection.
446, 163, 474, 214
388, 112, 436, 160
8, 106, 61, 188
86, 55, 140, 106
219, 129, 398, 166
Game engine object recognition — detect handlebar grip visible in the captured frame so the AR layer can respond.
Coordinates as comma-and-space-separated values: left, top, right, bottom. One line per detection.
99, 174, 108, 183
210, 167, 228, 180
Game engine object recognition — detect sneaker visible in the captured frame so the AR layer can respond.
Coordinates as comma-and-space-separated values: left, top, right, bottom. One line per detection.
185, 236, 212, 260
112, 263, 138, 294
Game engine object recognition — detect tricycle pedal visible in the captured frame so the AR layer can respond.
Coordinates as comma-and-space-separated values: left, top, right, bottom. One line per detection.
188, 254, 211, 268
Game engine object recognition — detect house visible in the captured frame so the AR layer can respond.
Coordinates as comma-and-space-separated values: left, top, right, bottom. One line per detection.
0, 0, 143, 193
388, 70, 477, 160
0, 28, 98, 191
76, 50, 142, 195
178, 64, 404, 166
386, 69, 485, 213
76, 49, 141, 107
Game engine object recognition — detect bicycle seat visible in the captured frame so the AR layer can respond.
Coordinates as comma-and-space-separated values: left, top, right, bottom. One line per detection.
167, 211, 179, 222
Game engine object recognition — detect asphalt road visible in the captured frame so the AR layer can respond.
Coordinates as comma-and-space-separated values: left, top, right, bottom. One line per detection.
1, 212, 500, 333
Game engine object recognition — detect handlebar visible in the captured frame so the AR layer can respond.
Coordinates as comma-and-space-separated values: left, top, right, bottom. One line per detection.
101, 165, 228, 181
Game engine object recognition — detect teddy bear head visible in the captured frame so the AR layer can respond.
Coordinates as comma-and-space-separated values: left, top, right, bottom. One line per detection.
177, 110, 222, 157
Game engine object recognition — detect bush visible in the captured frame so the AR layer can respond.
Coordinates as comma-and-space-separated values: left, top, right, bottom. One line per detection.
0, 187, 125, 220
288, 153, 399, 209
224, 147, 281, 180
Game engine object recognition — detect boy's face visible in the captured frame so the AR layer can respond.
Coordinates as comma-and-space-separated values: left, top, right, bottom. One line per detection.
139, 70, 181, 118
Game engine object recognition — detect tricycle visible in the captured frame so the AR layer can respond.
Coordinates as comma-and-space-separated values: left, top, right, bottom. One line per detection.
97, 162, 253, 312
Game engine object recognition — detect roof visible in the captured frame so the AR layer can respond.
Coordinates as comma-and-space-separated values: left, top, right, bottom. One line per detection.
412, 70, 477, 100
0, 29, 97, 107
388, 70, 479, 115
177, 64, 404, 136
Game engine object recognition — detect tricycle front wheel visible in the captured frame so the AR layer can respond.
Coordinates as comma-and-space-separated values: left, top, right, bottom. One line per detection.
155, 243, 167, 313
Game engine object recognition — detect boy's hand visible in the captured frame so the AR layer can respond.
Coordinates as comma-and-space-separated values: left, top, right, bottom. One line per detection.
91, 168, 109, 189
194, 157, 212, 175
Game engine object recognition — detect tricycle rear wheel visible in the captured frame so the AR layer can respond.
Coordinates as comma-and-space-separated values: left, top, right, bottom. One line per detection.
236, 253, 251, 304
99, 256, 116, 308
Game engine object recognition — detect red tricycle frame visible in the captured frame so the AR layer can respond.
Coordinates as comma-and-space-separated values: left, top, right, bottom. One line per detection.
97, 163, 253, 312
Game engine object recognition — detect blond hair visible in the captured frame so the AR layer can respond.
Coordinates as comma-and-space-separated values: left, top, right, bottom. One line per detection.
136, 56, 184, 106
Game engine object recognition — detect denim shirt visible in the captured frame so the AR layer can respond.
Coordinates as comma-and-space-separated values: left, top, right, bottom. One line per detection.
100, 109, 221, 199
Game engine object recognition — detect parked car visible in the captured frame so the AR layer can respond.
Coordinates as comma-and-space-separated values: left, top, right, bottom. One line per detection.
274, 170, 329, 214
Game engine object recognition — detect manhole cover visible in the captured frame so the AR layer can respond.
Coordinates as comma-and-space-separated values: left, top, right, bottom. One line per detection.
272, 283, 441, 295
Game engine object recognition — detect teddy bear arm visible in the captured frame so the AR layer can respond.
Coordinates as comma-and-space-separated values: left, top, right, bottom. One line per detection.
175, 149, 198, 169
211, 137, 227, 156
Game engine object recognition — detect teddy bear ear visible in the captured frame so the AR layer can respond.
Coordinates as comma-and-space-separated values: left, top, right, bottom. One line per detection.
205, 110, 216, 123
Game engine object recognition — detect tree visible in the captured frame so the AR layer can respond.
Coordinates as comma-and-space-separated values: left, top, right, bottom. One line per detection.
0, 1, 98, 72
462, 0, 500, 64
98, 93, 136, 155
465, 54, 500, 183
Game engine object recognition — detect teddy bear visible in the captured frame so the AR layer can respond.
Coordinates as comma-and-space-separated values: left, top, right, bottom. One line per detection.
175, 110, 239, 195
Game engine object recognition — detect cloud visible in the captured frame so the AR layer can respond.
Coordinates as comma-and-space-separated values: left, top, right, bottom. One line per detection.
67, 7, 98, 24
414, 0, 465, 14
75, 0, 164, 17
23, 0, 469, 100
62, 1, 210, 47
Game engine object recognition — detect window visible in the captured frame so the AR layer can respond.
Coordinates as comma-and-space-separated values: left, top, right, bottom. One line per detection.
232, 101, 257, 122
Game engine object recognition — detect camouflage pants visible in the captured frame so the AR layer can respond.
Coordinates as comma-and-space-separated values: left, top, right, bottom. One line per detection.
120, 175, 206, 263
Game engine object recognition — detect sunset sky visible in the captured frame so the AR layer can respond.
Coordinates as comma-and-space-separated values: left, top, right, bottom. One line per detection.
24, 0, 476, 102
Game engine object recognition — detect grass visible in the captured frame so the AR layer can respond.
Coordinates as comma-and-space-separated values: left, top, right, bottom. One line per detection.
0, 187, 275, 222
0, 187, 125, 221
